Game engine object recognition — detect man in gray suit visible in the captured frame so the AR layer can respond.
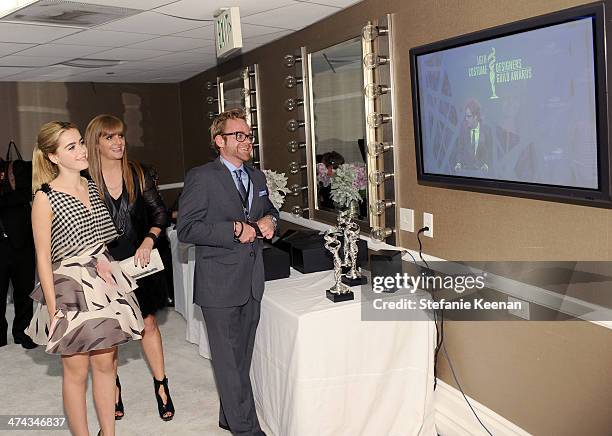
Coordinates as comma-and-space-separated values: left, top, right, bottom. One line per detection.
177, 109, 278, 436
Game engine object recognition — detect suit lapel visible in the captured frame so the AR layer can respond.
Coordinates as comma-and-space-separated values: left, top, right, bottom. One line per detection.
244, 165, 262, 219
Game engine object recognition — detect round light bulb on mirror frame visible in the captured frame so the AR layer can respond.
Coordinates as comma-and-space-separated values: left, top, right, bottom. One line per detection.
205, 81, 217, 91
363, 83, 390, 99
240, 88, 255, 97
363, 53, 390, 70
284, 75, 302, 89
288, 161, 301, 174
367, 112, 391, 128
286, 119, 305, 132
240, 69, 254, 80
370, 199, 395, 216
361, 24, 388, 41
287, 140, 306, 153
371, 226, 394, 242
284, 97, 303, 112
369, 170, 394, 186
289, 184, 306, 196
207, 111, 217, 120
206, 95, 217, 105
291, 205, 308, 217
368, 142, 393, 157
283, 54, 302, 68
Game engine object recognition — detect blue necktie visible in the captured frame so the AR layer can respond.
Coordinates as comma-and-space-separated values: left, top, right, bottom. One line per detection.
234, 169, 248, 208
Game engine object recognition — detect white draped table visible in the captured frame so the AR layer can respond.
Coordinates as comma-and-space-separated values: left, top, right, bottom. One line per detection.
168, 228, 436, 435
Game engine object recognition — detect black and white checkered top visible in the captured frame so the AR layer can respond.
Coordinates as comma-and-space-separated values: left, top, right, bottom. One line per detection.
40, 178, 118, 263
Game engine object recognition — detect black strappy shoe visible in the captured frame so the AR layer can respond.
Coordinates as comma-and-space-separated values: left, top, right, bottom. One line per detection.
115, 375, 125, 420
153, 376, 175, 421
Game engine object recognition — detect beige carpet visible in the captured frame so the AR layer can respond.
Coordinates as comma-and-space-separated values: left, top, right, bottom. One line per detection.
0, 304, 271, 436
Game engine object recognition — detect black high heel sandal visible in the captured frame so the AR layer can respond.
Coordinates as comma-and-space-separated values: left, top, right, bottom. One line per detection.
153, 376, 175, 421
115, 375, 124, 420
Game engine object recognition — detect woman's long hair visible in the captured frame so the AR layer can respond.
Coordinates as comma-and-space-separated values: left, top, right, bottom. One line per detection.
84, 114, 143, 203
32, 121, 78, 195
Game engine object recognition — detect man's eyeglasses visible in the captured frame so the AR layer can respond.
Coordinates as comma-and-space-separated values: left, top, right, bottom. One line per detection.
220, 131, 255, 143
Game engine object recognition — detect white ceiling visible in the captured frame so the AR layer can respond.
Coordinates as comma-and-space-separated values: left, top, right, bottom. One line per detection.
0, 0, 362, 83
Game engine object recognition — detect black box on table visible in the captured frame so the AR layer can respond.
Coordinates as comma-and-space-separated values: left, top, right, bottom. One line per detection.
263, 243, 290, 281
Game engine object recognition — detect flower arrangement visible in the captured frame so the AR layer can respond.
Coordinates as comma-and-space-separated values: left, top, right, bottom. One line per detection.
263, 169, 290, 210
330, 163, 367, 209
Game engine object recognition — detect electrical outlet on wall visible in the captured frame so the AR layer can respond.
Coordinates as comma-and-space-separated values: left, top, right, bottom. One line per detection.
400, 208, 414, 232
423, 212, 433, 237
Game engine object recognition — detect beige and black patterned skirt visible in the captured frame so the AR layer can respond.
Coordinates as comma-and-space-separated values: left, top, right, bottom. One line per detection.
26, 245, 144, 355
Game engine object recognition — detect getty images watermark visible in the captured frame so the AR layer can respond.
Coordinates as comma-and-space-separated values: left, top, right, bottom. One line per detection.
370, 272, 524, 310
361, 267, 527, 322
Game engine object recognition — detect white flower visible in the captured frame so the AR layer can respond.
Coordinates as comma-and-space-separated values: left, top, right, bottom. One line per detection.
263, 169, 290, 210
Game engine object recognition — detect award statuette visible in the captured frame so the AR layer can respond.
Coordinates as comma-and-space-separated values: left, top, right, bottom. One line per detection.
324, 228, 354, 303
340, 211, 367, 286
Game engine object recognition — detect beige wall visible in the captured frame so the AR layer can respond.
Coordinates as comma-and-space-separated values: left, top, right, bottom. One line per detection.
0, 81, 183, 204
180, 0, 612, 434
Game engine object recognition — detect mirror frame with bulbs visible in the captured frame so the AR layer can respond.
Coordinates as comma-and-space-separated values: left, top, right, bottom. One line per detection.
362, 15, 397, 244
206, 65, 264, 169
284, 49, 311, 218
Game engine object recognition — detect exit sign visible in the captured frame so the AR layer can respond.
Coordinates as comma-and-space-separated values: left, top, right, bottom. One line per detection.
215, 7, 243, 58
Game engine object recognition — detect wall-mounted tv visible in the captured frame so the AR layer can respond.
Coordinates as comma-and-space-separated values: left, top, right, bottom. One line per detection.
410, 3, 609, 206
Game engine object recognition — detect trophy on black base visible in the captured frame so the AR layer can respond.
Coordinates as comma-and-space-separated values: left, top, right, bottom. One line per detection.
339, 210, 367, 287
324, 228, 354, 303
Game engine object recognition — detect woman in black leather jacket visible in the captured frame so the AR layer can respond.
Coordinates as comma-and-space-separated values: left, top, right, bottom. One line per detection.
85, 115, 175, 422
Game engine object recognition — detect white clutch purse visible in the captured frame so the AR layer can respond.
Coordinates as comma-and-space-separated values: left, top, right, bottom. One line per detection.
119, 248, 164, 279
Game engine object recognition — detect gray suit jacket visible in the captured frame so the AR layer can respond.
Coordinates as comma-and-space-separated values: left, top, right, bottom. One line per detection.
177, 158, 279, 308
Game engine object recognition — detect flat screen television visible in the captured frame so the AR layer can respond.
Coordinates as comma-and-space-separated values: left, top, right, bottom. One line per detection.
409, 3, 609, 206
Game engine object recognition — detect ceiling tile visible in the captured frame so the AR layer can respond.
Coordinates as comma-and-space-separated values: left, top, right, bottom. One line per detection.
95, 11, 204, 35
145, 51, 206, 64
154, 0, 297, 20
0, 22, 81, 44
127, 36, 213, 51
0, 66, 32, 79
75, 0, 173, 9
295, 0, 361, 7
171, 25, 214, 40
242, 2, 338, 30
16, 44, 103, 58
86, 47, 172, 61
0, 55, 74, 67
52, 29, 159, 47
0, 42, 35, 57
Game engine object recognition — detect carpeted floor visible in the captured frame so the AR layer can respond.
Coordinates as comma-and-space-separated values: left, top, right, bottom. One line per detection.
0, 303, 271, 436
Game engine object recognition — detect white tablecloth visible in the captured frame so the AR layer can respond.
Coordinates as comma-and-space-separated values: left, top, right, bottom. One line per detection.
167, 227, 211, 358
251, 271, 436, 436
168, 228, 436, 435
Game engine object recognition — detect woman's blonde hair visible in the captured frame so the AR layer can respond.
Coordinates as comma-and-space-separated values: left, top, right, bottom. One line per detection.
84, 114, 143, 203
32, 121, 78, 195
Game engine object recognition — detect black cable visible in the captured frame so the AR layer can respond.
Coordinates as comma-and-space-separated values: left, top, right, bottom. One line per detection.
416, 226, 492, 435
442, 343, 494, 436
416, 226, 430, 269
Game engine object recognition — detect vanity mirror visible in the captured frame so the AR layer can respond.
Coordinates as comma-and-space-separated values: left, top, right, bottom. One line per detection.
307, 36, 369, 225
212, 65, 263, 168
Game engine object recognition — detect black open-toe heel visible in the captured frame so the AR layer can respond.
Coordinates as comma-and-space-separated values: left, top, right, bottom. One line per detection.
153, 376, 175, 421
115, 376, 124, 420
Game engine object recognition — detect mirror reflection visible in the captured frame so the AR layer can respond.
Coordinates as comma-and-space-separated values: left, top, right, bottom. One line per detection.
309, 37, 368, 220
220, 75, 245, 111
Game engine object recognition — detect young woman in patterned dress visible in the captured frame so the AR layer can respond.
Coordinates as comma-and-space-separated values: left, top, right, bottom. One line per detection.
27, 121, 144, 436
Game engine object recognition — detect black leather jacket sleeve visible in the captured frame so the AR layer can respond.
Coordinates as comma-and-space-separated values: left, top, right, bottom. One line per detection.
142, 166, 168, 231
